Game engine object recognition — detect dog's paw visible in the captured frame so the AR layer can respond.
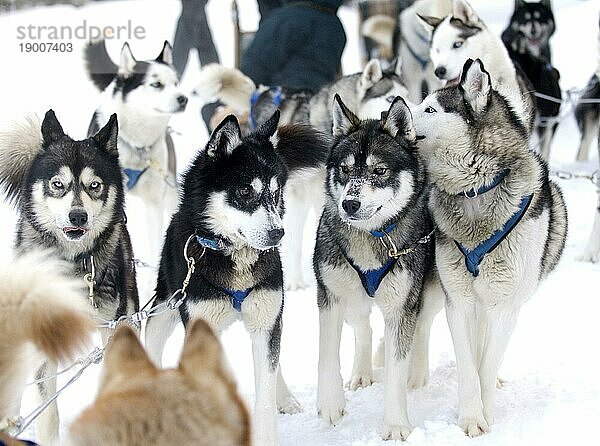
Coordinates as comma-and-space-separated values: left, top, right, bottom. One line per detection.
408, 368, 428, 389
346, 373, 374, 391
317, 390, 346, 425
577, 249, 600, 263
459, 416, 490, 438
286, 277, 309, 291
278, 394, 303, 414
382, 423, 413, 441
496, 377, 507, 389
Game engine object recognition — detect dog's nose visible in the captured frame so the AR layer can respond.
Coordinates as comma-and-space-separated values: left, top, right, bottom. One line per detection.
69, 209, 88, 227
434, 66, 447, 79
342, 199, 361, 215
177, 95, 188, 108
268, 228, 284, 243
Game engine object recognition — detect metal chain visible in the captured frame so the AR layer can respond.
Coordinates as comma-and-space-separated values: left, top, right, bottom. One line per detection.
83, 255, 96, 308
551, 169, 600, 187
380, 228, 435, 258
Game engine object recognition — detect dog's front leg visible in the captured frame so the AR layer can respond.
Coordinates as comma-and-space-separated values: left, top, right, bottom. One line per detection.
579, 196, 600, 263
316, 286, 346, 425
381, 316, 413, 441
446, 296, 488, 437
479, 305, 520, 427
276, 365, 302, 414
34, 361, 59, 446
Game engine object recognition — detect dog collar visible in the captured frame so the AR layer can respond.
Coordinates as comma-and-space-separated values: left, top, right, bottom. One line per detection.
195, 234, 230, 252
455, 193, 533, 277
370, 222, 397, 238
461, 169, 510, 198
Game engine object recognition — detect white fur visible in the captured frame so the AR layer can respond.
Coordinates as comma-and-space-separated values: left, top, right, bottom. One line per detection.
194, 63, 256, 112
579, 198, 600, 263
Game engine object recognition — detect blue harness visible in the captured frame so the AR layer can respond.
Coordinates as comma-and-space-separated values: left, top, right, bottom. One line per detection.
123, 167, 148, 190
403, 29, 431, 70
0, 440, 39, 446
195, 234, 252, 311
454, 170, 533, 277
343, 223, 399, 298
249, 87, 283, 129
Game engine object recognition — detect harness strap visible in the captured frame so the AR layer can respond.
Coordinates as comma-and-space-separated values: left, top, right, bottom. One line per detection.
225, 288, 253, 312
343, 254, 397, 298
123, 167, 148, 190
461, 169, 510, 198
455, 193, 534, 277
370, 222, 398, 238
404, 39, 429, 69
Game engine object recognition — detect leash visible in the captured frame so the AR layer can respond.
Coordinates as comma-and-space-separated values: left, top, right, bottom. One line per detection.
371, 222, 435, 259
82, 255, 96, 308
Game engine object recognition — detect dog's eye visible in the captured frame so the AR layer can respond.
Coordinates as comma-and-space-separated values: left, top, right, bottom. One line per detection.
150, 81, 164, 89
452, 41, 463, 49
340, 166, 350, 174
424, 106, 437, 113
373, 167, 387, 176
89, 181, 102, 191
51, 180, 64, 190
386, 95, 396, 103
238, 186, 252, 197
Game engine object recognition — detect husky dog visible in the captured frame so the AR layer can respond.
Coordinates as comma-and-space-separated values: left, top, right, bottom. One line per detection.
502, 0, 561, 160
419, 0, 536, 134
145, 111, 329, 445
67, 320, 250, 446
501, 0, 555, 62
85, 40, 187, 265
0, 110, 139, 444
198, 59, 409, 290
0, 250, 94, 421
411, 58, 567, 437
314, 94, 443, 440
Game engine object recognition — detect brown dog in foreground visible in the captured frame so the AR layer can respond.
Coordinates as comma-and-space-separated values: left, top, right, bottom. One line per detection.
67, 319, 251, 446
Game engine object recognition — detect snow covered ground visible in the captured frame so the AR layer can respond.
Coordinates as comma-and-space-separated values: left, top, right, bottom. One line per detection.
0, 0, 599, 444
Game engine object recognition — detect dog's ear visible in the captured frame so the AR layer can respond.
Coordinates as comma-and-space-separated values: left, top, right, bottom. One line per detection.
256, 109, 280, 141
93, 114, 119, 157
459, 58, 491, 115
382, 96, 416, 143
118, 42, 137, 76
179, 318, 229, 382
539, 0, 552, 10
41, 109, 65, 145
156, 40, 173, 66
360, 59, 383, 89
206, 115, 242, 159
332, 94, 359, 138
452, 0, 480, 27
417, 14, 443, 30
393, 57, 402, 78
514, 0, 526, 10
99, 325, 156, 391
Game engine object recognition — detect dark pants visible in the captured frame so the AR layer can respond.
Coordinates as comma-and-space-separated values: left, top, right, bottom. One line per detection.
257, 0, 283, 23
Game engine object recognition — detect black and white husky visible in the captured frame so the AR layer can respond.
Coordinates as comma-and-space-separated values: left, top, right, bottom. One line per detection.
313, 94, 443, 440
411, 58, 567, 437
84, 40, 187, 265
0, 110, 139, 445
144, 112, 330, 445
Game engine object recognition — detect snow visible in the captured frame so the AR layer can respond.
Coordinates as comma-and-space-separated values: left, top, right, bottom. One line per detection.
1, 0, 599, 444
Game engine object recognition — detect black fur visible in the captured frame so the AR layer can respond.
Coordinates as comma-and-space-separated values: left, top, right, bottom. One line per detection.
575, 74, 600, 133
84, 40, 119, 91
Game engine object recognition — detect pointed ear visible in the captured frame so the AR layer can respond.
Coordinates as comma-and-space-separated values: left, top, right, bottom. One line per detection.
41, 109, 65, 145
360, 59, 383, 89
100, 325, 156, 390
206, 115, 242, 159
514, 0, 526, 9
452, 0, 480, 26
156, 40, 173, 65
382, 96, 416, 142
540, 0, 552, 10
332, 94, 360, 138
417, 13, 443, 30
256, 109, 280, 140
179, 318, 227, 381
93, 114, 119, 157
118, 42, 137, 75
393, 57, 402, 77
459, 58, 491, 115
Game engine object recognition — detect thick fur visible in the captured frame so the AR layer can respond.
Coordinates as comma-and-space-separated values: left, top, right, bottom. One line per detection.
198, 59, 410, 290
361, 14, 396, 54
314, 95, 444, 440
0, 110, 139, 445
0, 250, 94, 421
420, 0, 536, 134
411, 58, 567, 437
67, 320, 250, 446
145, 112, 330, 445
502, 0, 561, 160
193, 63, 255, 111
85, 39, 186, 266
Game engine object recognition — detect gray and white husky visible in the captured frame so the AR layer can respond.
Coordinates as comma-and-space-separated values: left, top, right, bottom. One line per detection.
313, 94, 443, 440
411, 58, 567, 437
419, 0, 536, 135
85, 40, 187, 266
198, 59, 410, 290
0, 110, 139, 445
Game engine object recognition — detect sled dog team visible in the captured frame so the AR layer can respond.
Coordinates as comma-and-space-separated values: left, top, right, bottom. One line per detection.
0, 0, 584, 445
